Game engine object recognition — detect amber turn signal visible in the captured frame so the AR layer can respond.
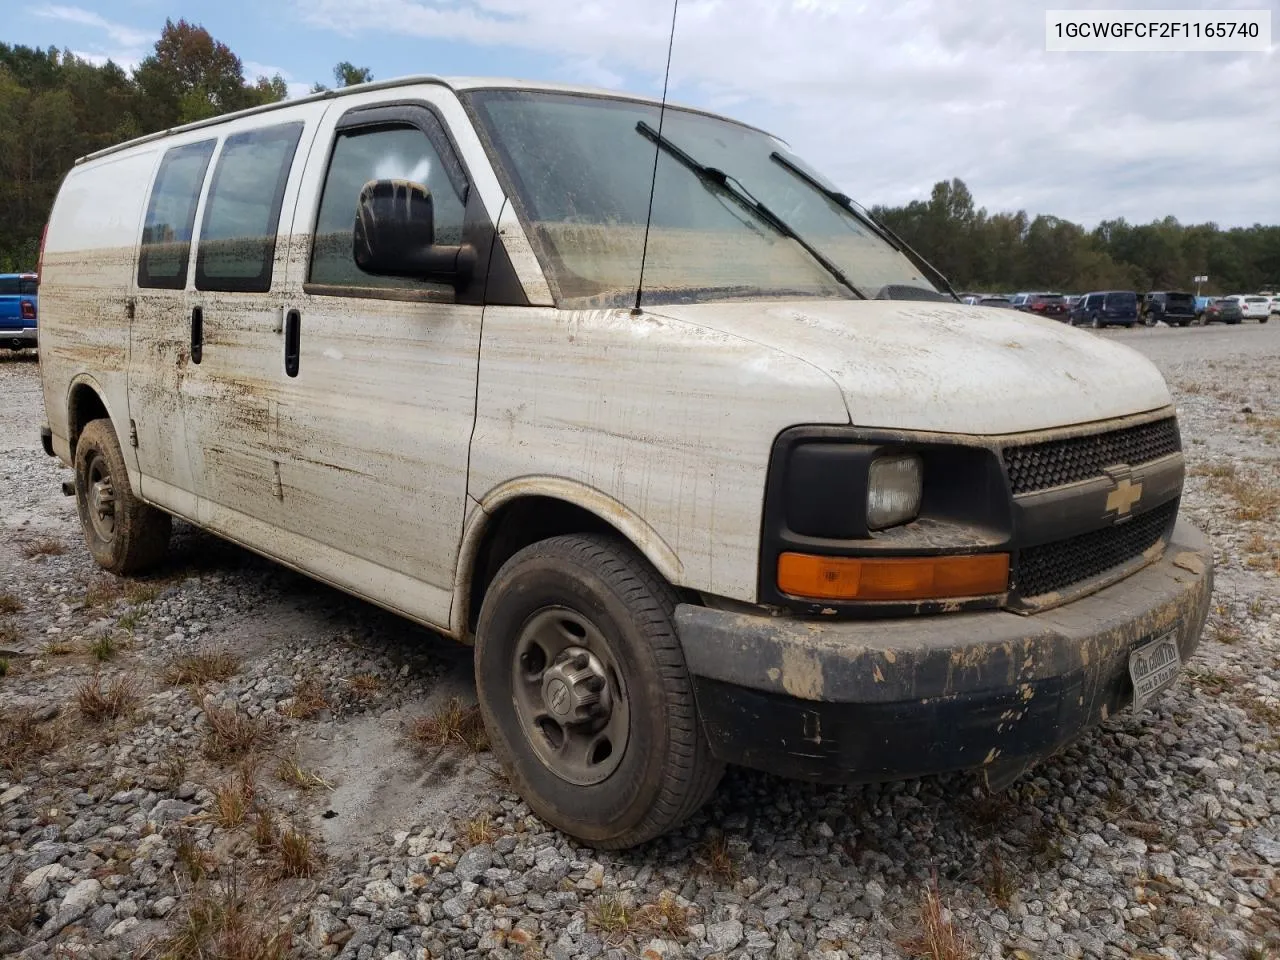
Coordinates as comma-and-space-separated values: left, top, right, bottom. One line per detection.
777, 552, 1010, 602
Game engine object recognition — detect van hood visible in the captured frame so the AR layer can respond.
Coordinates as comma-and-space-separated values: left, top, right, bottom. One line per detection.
649, 299, 1173, 435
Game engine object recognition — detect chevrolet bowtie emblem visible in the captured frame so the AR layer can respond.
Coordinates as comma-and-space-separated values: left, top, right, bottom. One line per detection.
1103, 465, 1143, 518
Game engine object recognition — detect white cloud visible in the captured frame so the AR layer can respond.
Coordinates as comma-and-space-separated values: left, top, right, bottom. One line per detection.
292, 0, 1280, 226
35, 5, 153, 49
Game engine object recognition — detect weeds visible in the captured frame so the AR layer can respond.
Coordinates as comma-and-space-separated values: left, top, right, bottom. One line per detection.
273, 825, 322, 879
1222, 478, 1280, 522
83, 578, 125, 608
0, 708, 64, 773
634, 890, 691, 938
154, 874, 291, 960
89, 634, 117, 661
43, 639, 74, 656
274, 758, 331, 791
252, 807, 277, 851
117, 608, 145, 633
408, 697, 489, 753
1189, 462, 1236, 479
124, 581, 162, 605
698, 832, 738, 883
202, 706, 271, 761
281, 674, 329, 720
901, 875, 975, 960
211, 774, 255, 828
173, 827, 211, 882
21, 537, 66, 558
1172, 905, 1211, 944
77, 673, 140, 721
461, 813, 498, 848
587, 894, 635, 936
346, 673, 382, 696
0, 592, 22, 614
981, 848, 1015, 909
164, 651, 239, 686
159, 746, 189, 794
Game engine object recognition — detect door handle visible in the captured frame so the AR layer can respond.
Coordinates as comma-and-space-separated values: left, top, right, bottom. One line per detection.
284, 309, 300, 378
190, 306, 203, 364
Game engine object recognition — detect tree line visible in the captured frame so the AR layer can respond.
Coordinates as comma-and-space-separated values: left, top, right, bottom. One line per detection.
871, 179, 1279, 296
2, 21, 1277, 294
0, 21, 371, 271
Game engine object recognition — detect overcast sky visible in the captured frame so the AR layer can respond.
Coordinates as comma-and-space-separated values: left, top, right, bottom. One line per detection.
13, 0, 1280, 227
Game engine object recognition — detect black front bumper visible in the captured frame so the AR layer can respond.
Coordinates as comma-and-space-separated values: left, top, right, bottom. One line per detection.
676, 519, 1212, 786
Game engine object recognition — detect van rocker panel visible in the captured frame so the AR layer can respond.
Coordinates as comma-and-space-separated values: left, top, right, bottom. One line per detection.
675, 518, 1211, 783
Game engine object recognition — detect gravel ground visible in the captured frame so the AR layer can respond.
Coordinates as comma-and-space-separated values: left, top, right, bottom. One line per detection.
1, 320, 1278, 960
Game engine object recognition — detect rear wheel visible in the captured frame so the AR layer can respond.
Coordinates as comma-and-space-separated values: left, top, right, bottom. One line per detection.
475, 534, 723, 848
74, 418, 171, 575
1091, 314, 1102, 329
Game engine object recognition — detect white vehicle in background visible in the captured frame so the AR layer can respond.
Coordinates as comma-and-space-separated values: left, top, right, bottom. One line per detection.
1226, 295, 1270, 322
1270, 296, 1280, 317
36, 74, 1213, 847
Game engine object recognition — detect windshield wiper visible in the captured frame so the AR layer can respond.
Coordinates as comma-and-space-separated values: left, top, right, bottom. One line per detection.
636, 121, 867, 299
769, 151, 958, 301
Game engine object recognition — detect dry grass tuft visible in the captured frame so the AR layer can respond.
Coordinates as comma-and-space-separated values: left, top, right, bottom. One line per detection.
89, 633, 117, 661
21, 537, 66, 558
83, 577, 125, 608
202, 706, 272, 761
211, 774, 255, 828
634, 890, 691, 938
1211, 619, 1242, 646
274, 758, 331, 791
346, 673, 383, 696
1172, 905, 1211, 944
587, 894, 636, 937
0, 709, 64, 773
154, 876, 292, 960
1222, 477, 1280, 522
408, 697, 489, 753
164, 651, 239, 686
700, 832, 738, 883
123, 581, 162, 605
252, 806, 277, 851
281, 674, 329, 720
172, 827, 212, 882
273, 825, 323, 879
1189, 461, 1236, 479
901, 876, 975, 960
461, 813, 498, 848
980, 849, 1015, 909
0, 592, 22, 614
77, 673, 140, 721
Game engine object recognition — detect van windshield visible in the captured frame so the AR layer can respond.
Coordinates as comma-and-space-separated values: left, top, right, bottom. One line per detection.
466, 89, 938, 308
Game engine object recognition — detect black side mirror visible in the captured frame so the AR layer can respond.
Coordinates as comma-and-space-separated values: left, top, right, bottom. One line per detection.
352, 179, 475, 286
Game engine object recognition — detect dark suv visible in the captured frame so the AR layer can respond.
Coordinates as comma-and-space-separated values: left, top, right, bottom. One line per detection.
1069, 290, 1139, 328
1142, 291, 1197, 327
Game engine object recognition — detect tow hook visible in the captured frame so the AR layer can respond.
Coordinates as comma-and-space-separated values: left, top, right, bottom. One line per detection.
61, 479, 75, 497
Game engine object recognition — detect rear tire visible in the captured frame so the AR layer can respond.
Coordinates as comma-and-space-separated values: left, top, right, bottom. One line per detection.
475, 534, 723, 848
1091, 314, 1102, 329
74, 418, 171, 575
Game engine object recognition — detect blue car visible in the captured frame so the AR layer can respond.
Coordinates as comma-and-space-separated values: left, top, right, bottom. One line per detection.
0, 273, 39, 349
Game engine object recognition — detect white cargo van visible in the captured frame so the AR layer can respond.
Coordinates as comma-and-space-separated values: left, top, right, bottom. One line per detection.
37, 76, 1211, 848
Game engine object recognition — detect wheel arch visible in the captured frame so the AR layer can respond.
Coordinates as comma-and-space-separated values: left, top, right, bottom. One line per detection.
66, 374, 115, 457
452, 478, 685, 641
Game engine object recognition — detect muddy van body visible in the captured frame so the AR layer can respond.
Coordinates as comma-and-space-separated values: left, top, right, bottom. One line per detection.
38, 76, 1211, 847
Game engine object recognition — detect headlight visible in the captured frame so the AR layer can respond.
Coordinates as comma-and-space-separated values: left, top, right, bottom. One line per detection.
866, 454, 922, 530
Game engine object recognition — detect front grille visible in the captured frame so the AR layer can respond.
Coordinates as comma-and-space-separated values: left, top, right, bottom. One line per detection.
1013, 499, 1178, 599
1003, 417, 1181, 495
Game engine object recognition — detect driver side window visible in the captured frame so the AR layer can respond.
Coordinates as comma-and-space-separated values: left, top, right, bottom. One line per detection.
309, 124, 465, 291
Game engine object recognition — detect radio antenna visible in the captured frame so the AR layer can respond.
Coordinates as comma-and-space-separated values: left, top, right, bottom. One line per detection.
632, 0, 679, 315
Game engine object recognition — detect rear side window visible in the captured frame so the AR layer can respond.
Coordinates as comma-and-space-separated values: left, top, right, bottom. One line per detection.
19, 279, 37, 296
138, 140, 216, 289
1105, 292, 1137, 307
0, 277, 18, 295
196, 122, 304, 293
309, 124, 466, 292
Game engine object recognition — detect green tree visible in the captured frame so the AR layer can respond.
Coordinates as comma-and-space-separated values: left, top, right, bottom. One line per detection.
334, 62, 372, 87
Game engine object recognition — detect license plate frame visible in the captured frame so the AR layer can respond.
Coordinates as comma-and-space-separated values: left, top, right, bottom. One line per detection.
1128, 629, 1181, 713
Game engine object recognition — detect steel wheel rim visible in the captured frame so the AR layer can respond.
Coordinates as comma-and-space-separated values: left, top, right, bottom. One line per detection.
86, 451, 116, 541
511, 606, 630, 786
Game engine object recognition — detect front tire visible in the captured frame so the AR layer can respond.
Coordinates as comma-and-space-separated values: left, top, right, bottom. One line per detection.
1091, 314, 1102, 329
74, 418, 171, 575
475, 534, 723, 848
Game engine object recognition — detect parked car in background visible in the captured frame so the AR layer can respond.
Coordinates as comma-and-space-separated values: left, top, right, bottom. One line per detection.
1069, 290, 1139, 328
1202, 298, 1243, 324
1270, 296, 1280, 317
1226, 295, 1270, 322
0, 272, 39, 349
1194, 295, 1213, 318
976, 296, 1014, 309
1010, 292, 1067, 319
1142, 291, 1196, 327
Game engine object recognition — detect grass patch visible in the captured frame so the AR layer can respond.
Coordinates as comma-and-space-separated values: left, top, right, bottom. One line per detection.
635, 890, 691, 939
0, 708, 64, 773
274, 758, 331, 791
0, 592, 22, 614
89, 634, 117, 661
408, 697, 489, 753
1211, 620, 1242, 646
698, 832, 738, 883
83, 578, 125, 608
587, 894, 636, 937
154, 876, 291, 960
980, 848, 1015, 909
202, 706, 271, 762
1222, 478, 1280, 521
281, 674, 329, 720
1189, 462, 1236, 479
173, 827, 212, 882
124, 581, 162, 605
252, 807, 277, 852
273, 825, 322, 879
77, 673, 140, 721
346, 673, 382, 696
211, 774, 255, 828
117, 608, 145, 633
460, 813, 498, 848
901, 876, 975, 960
164, 650, 239, 686
20, 537, 66, 558
43, 638, 75, 656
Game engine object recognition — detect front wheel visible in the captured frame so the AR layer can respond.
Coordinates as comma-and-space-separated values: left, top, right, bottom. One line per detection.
1091, 314, 1102, 329
74, 418, 171, 574
475, 534, 723, 848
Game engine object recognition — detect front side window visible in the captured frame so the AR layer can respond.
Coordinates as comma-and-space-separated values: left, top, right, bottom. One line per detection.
309, 124, 465, 292
138, 140, 216, 289
195, 123, 304, 293
467, 89, 935, 309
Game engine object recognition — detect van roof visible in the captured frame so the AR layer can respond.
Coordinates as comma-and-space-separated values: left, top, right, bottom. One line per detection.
77, 75, 773, 165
